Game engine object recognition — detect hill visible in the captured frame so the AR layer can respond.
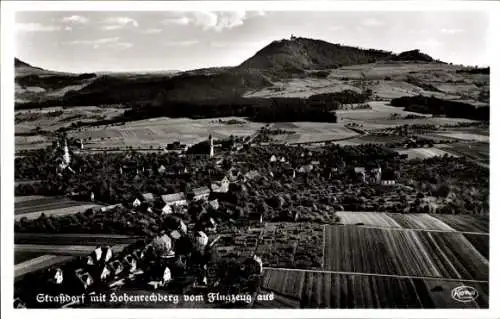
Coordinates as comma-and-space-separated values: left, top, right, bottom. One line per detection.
15, 58, 36, 68
14, 37, 486, 112
238, 37, 396, 75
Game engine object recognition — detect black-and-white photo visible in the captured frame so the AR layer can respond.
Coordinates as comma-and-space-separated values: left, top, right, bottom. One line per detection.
4, 1, 494, 313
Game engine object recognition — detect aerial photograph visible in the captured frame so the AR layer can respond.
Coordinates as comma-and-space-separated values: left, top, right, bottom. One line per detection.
11, 7, 490, 310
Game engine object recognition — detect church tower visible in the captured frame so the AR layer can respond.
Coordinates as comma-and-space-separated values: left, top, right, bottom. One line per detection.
63, 139, 71, 166
209, 134, 214, 158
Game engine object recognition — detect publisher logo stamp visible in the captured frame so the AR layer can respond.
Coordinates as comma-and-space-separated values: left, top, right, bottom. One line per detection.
451, 286, 479, 303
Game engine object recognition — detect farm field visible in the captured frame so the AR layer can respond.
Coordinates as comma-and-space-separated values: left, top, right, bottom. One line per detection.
431, 215, 489, 233
14, 233, 143, 246
463, 234, 490, 260
259, 268, 488, 308
336, 211, 488, 233
245, 62, 483, 102
15, 204, 102, 221
69, 117, 263, 150
323, 225, 488, 280
438, 142, 489, 166
15, 106, 125, 150
433, 131, 489, 143
395, 147, 456, 160
336, 102, 478, 130
14, 251, 46, 264
15, 196, 93, 214
270, 122, 359, 144
14, 195, 102, 221
387, 213, 456, 232
336, 211, 403, 228
14, 180, 42, 187
14, 195, 47, 203
15, 255, 76, 279
15, 243, 128, 256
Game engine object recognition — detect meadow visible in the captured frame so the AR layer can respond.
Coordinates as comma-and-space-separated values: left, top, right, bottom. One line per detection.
395, 148, 456, 160
269, 122, 359, 144
68, 117, 263, 150
259, 268, 488, 308
15, 196, 102, 221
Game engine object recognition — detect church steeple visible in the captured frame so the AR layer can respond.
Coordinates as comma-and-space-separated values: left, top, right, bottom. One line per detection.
209, 134, 214, 158
63, 139, 71, 166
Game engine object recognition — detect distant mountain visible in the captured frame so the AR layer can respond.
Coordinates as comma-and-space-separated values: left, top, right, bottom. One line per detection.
238, 37, 396, 74
15, 58, 35, 68
13, 38, 464, 109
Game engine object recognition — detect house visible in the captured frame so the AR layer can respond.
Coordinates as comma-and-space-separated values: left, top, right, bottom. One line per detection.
280, 157, 286, 163
107, 260, 125, 278
297, 164, 314, 174
122, 254, 140, 275
354, 167, 366, 183
211, 176, 230, 193
142, 193, 155, 203
242, 255, 263, 275
192, 186, 210, 201
311, 160, 320, 166
207, 217, 217, 232
148, 266, 172, 289
74, 269, 93, 291
177, 220, 188, 234
269, 155, 277, 162
380, 169, 397, 186
244, 170, 260, 181
100, 204, 123, 213
162, 204, 173, 215
381, 180, 396, 186
158, 165, 166, 174
367, 167, 382, 184
169, 230, 182, 240
161, 193, 187, 207
208, 199, 220, 211
132, 198, 141, 208
354, 167, 366, 174
227, 168, 243, 182
87, 245, 113, 266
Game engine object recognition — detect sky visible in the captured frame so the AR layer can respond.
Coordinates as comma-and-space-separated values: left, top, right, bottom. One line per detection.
15, 10, 491, 73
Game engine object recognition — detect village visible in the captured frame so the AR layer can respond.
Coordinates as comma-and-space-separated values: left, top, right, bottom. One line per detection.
14, 122, 489, 308
14, 124, 400, 306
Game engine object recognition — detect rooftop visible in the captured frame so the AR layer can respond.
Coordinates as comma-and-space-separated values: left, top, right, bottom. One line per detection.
161, 193, 186, 204
192, 187, 210, 196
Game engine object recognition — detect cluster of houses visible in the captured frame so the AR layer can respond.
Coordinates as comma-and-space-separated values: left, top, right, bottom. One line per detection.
353, 166, 397, 185
125, 175, 230, 217
265, 149, 399, 186
15, 210, 264, 308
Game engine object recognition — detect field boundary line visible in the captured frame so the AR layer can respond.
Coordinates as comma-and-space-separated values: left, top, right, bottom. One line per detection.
331, 223, 489, 236
263, 267, 489, 283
